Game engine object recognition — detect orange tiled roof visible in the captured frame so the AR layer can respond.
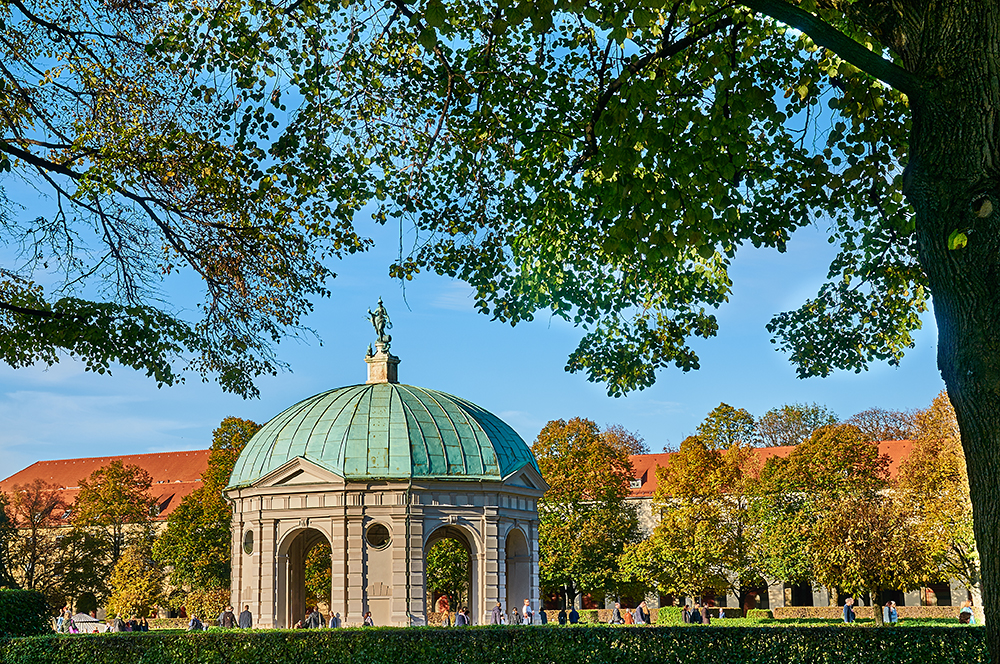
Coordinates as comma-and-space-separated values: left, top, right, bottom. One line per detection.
0, 450, 211, 521
627, 440, 913, 498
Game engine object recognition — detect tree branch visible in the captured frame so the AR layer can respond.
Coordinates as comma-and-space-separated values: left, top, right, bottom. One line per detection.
0, 300, 62, 319
572, 16, 736, 173
738, 0, 923, 98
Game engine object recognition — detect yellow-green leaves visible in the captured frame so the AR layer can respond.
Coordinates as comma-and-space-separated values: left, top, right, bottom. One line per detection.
948, 229, 968, 250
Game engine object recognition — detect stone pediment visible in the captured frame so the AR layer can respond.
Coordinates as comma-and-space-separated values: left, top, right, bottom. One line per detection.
504, 464, 547, 492
252, 456, 345, 488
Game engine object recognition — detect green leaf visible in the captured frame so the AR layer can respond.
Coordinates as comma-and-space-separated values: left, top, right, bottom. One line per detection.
948, 230, 968, 251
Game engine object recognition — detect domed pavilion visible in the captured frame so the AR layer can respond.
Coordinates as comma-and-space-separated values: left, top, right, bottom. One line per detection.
225, 314, 546, 628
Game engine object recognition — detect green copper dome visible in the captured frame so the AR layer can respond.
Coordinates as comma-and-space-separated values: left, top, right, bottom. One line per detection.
228, 383, 539, 488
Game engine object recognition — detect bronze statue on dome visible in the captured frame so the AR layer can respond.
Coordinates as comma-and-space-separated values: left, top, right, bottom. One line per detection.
367, 297, 392, 348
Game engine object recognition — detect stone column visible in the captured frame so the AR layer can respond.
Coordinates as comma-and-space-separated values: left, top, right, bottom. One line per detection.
408, 501, 426, 624
391, 500, 412, 626
346, 501, 366, 625
483, 508, 501, 624
950, 579, 969, 606
262, 519, 278, 628
766, 579, 784, 609
330, 510, 348, 622
812, 586, 831, 608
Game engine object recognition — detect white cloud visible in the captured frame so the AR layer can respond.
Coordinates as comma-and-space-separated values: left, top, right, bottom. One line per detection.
431, 282, 476, 311
0, 389, 203, 479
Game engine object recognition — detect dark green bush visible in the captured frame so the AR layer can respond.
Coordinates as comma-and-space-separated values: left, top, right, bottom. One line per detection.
0, 589, 50, 638
5, 626, 983, 664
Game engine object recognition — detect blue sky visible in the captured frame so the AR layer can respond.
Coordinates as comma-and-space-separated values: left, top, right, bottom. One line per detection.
0, 209, 945, 481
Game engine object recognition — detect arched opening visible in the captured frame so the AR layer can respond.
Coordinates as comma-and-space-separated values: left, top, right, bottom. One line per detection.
425, 526, 476, 625
305, 541, 332, 617
505, 528, 529, 619
276, 528, 331, 628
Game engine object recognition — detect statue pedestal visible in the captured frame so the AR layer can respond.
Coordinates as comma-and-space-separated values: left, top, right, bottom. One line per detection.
366, 344, 400, 384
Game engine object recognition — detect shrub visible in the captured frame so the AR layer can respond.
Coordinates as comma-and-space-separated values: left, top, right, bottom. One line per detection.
0, 589, 50, 638
746, 609, 774, 621
0, 625, 986, 664
183, 589, 230, 622
657, 606, 683, 625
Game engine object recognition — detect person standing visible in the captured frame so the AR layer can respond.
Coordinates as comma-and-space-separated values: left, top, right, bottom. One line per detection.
633, 601, 649, 625
843, 597, 856, 624
690, 605, 702, 625
888, 601, 898, 624
682, 604, 692, 624
511, 607, 520, 625
238, 605, 253, 629
491, 602, 503, 625
328, 613, 341, 628
363, 611, 375, 626
568, 607, 579, 624
221, 606, 237, 629
455, 608, 469, 626
522, 599, 534, 624
557, 608, 567, 625
609, 602, 624, 624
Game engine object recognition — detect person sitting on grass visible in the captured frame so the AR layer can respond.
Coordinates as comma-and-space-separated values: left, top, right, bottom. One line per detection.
187, 615, 204, 632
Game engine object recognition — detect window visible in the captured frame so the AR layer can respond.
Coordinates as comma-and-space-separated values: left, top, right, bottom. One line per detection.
365, 523, 391, 550
629, 479, 642, 489
243, 529, 254, 555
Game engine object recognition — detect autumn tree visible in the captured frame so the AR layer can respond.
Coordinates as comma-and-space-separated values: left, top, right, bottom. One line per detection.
0, 494, 18, 588
105, 540, 163, 619
845, 407, 916, 443
72, 460, 154, 574
620, 434, 764, 608
756, 424, 932, 624
756, 403, 838, 447
154, 416, 261, 590
809, 495, 932, 626
697, 403, 758, 449
5, 480, 66, 592
425, 539, 470, 612
897, 391, 978, 604
533, 418, 643, 607
304, 542, 332, 610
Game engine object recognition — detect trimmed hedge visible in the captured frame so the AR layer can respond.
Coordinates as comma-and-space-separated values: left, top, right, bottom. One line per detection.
747, 609, 774, 621
657, 606, 683, 625
1, 625, 986, 664
773, 605, 985, 623
0, 590, 50, 638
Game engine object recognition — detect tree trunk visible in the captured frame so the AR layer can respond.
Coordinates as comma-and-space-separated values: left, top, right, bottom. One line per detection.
870, 590, 884, 626
903, 2, 1000, 657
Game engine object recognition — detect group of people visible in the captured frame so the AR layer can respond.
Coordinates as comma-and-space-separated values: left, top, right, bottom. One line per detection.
609, 601, 653, 625
845, 595, 977, 625
483, 598, 534, 625
188, 605, 254, 631
287, 607, 372, 629
681, 603, 714, 625
108, 615, 150, 632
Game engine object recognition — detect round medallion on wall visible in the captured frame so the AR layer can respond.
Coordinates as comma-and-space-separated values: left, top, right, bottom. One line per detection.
365, 523, 391, 550
243, 529, 254, 555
